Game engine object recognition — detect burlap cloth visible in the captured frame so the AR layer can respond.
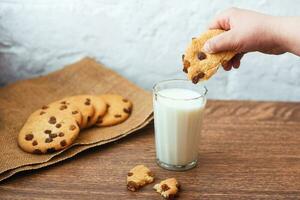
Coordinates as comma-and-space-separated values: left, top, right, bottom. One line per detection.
0, 57, 153, 182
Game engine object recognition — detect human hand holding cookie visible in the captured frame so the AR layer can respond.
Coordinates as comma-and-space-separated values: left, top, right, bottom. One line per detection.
183, 8, 300, 83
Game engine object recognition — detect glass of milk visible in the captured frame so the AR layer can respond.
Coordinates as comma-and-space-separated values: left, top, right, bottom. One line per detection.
153, 79, 207, 171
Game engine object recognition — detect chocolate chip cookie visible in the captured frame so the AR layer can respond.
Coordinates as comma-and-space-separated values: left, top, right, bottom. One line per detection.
127, 165, 155, 191
62, 95, 96, 129
18, 110, 80, 154
96, 94, 132, 127
153, 178, 180, 199
182, 29, 236, 83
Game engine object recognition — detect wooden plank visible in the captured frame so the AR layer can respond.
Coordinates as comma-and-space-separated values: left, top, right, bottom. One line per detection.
1, 100, 300, 199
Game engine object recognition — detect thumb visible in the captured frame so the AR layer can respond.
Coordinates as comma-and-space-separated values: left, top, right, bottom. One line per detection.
203, 30, 238, 53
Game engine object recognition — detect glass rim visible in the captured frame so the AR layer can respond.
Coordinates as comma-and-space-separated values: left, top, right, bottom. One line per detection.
153, 79, 208, 101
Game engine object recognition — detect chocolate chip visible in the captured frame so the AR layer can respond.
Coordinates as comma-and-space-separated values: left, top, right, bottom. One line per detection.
31, 140, 37, 146
197, 51, 206, 60
127, 181, 139, 192
33, 149, 42, 154
69, 125, 76, 131
107, 104, 110, 108
182, 54, 185, 61
84, 98, 91, 105
192, 72, 205, 84
25, 134, 34, 141
183, 60, 190, 73
114, 114, 122, 118
42, 105, 48, 110
45, 138, 53, 143
183, 60, 190, 68
40, 111, 46, 115
122, 99, 128, 103
127, 172, 133, 176
58, 132, 64, 137
97, 117, 103, 124
61, 101, 66, 104
50, 133, 57, 138
59, 105, 67, 110
48, 116, 56, 124
72, 110, 78, 115
60, 140, 67, 147
55, 123, 62, 128
161, 184, 170, 192
47, 148, 56, 153
44, 130, 51, 134
147, 171, 154, 177
123, 108, 131, 114
183, 67, 188, 73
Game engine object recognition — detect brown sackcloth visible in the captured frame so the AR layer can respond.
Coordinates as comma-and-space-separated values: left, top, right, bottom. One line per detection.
0, 57, 153, 182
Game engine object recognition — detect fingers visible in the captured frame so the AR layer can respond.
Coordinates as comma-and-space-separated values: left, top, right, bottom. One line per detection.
222, 61, 232, 71
222, 53, 244, 71
208, 11, 231, 30
208, 7, 240, 30
232, 53, 244, 68
203, 30, 238, 53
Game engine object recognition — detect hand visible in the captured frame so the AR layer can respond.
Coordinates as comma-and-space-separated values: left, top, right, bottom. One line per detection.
203, 8, 288, 71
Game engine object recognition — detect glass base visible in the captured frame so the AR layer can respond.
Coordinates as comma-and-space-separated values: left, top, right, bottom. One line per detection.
156, 159, 198, 171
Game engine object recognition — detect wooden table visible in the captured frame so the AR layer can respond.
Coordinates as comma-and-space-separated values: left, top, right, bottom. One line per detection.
1, 100, 300, 199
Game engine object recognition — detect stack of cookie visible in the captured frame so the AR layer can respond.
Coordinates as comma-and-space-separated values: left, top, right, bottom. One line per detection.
18, 94, 132, 154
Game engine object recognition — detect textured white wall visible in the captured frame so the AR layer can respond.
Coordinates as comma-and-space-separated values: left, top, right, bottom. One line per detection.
0, 0, 300, 101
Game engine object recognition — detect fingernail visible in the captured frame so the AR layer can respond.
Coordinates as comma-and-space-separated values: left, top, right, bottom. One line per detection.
203, 41, 213, 53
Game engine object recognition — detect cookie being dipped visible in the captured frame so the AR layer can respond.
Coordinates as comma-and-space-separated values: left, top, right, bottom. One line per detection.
182, 29, 236, 83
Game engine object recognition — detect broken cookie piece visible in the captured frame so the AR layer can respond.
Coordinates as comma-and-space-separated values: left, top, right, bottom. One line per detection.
127, 165, 154, 191
182, 29, 236, 83
153, 178, 180, 199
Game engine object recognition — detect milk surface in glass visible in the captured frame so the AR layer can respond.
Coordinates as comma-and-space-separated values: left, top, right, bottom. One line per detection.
153, 81, 206, 171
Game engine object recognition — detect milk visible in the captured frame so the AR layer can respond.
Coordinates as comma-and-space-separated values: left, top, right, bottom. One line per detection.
153, 88, 206, 168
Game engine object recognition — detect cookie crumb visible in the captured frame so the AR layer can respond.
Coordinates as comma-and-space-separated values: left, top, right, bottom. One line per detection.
153, 178, 180, 199
127, 165, 154, 192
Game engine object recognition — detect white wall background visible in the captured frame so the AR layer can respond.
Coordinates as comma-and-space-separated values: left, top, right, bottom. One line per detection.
0, 0, 300, 101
